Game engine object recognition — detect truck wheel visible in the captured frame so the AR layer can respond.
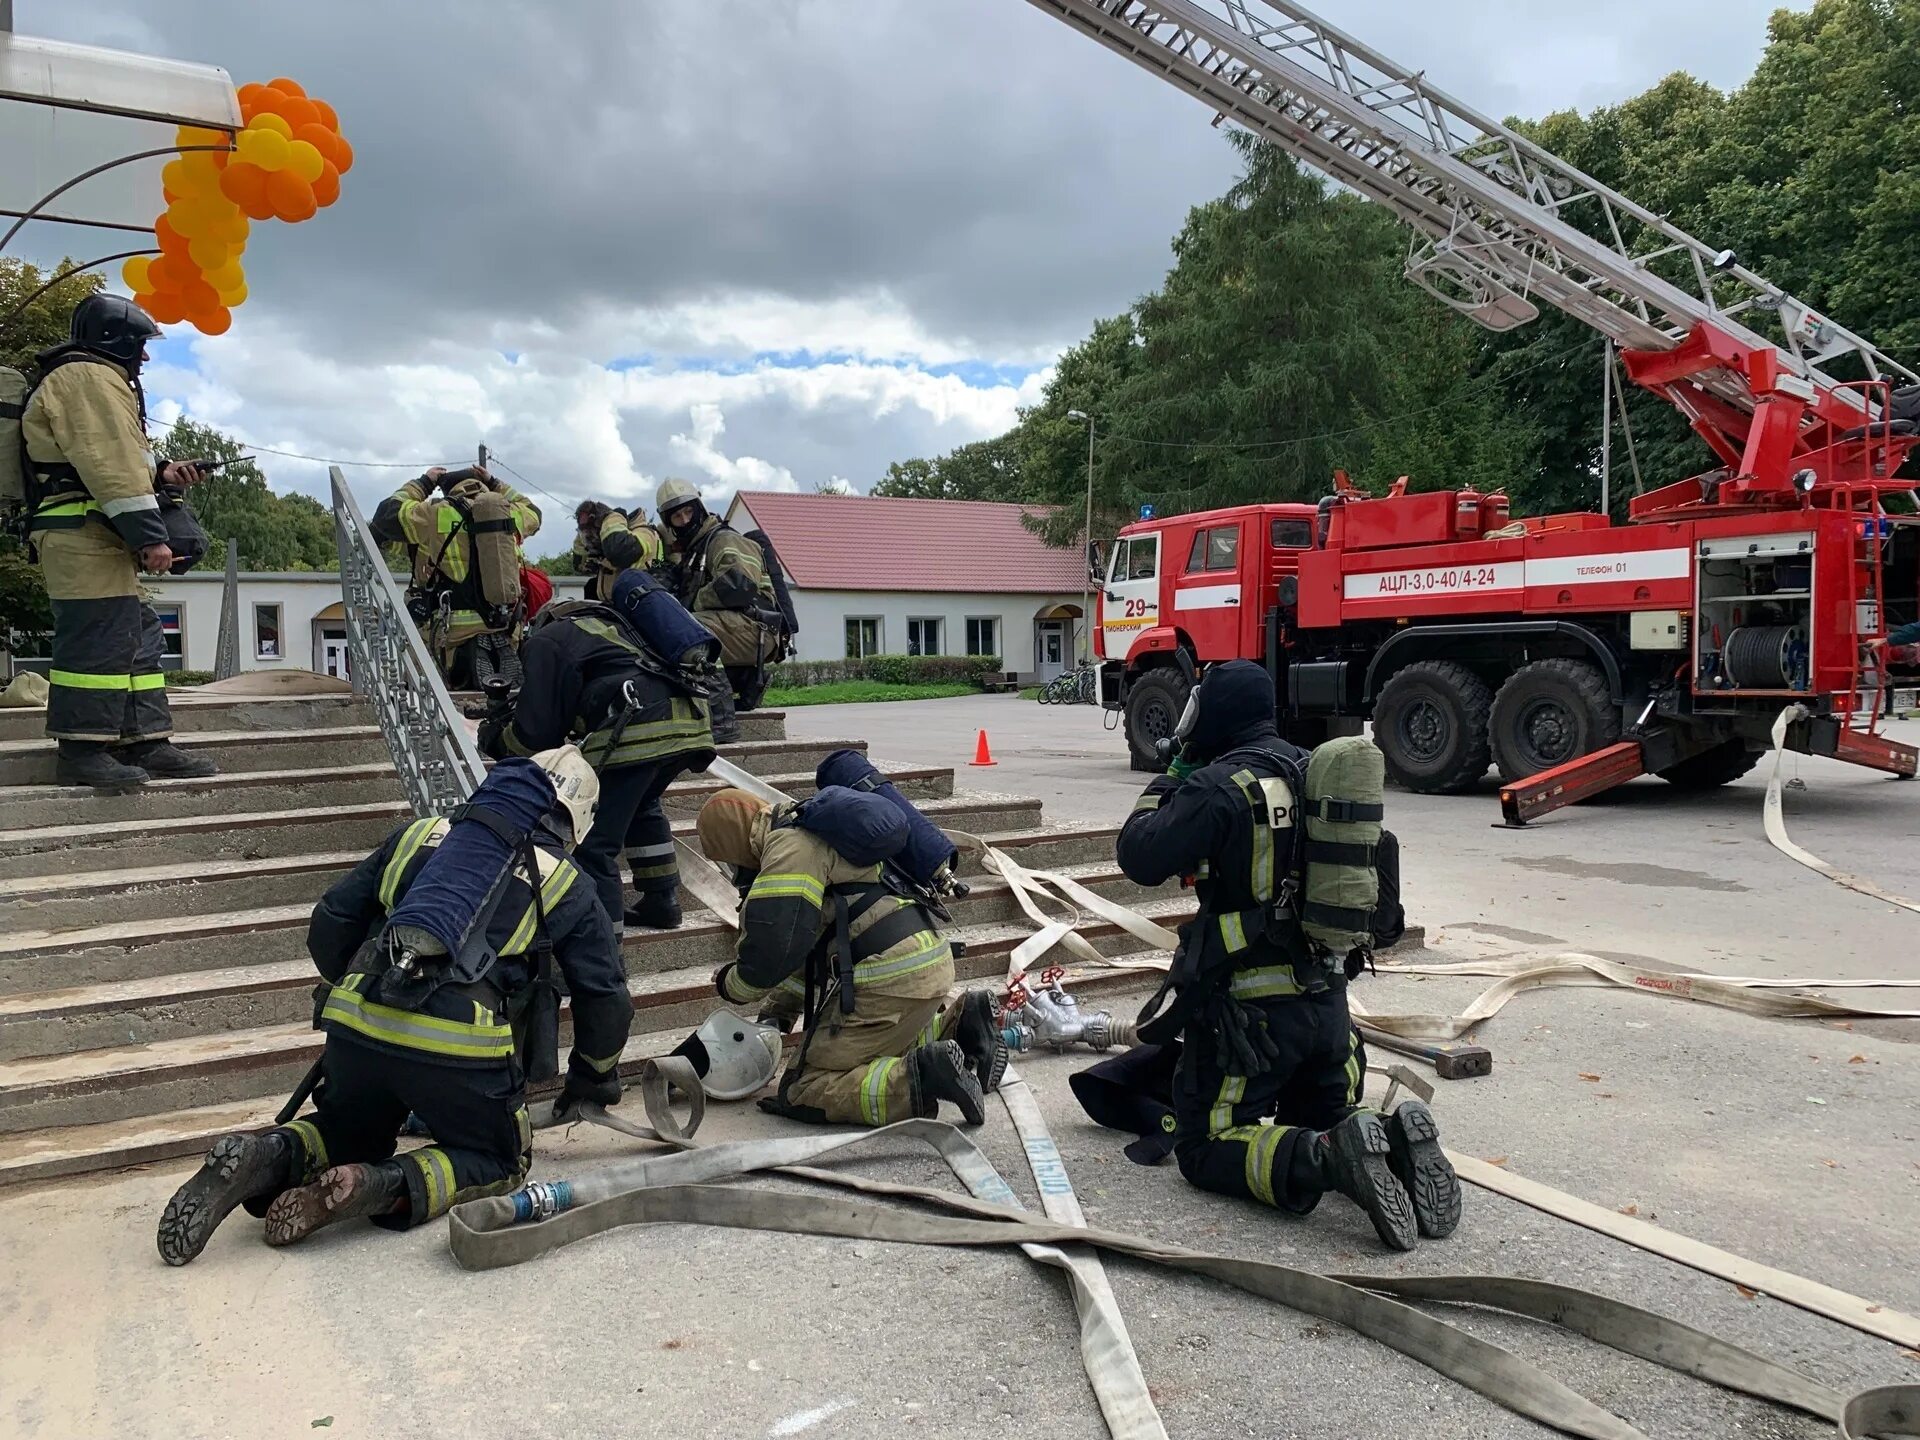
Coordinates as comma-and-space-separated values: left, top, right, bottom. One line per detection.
1657, 739, 1760, 790
1489, 658, 1619, 782
1124, 666, 1189, 772
1374, 660, 1492, 793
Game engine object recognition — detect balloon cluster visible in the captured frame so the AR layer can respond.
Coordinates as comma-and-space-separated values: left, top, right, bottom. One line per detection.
123, 78, 353, 336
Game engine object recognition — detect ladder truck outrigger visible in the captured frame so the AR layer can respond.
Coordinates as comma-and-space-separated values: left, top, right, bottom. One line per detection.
1028, 0, 1920, 819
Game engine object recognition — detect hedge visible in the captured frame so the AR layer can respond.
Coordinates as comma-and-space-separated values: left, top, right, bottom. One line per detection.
768, 654, 1004, 689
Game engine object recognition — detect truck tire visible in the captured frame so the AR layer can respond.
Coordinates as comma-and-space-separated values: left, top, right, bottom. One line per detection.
1124, 665, 1189, 772
1373, 660, 1492, 793
1657, 739, 1760, 790
1489, 658, 1619, 783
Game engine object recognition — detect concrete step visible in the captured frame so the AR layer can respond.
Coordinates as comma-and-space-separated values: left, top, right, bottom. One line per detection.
448, 695, 791, 747
0, 764, 405, 828
705, 737, 866, 777
665, 765, 955, 814
0, 802, 412, 878
0, 692, 369, 742
0, 860, 1177, 1060
0, 725, 390, 785
0, 899, 1195, 1135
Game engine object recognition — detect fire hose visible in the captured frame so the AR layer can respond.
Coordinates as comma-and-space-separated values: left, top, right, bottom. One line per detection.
1766, 704, 1920, 915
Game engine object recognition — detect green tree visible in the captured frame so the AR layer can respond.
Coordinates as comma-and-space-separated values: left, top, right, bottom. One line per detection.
0, 257, 105, 372
530, 549, 579, 576
874, 432, 1030, 500
153, 420, 337, 571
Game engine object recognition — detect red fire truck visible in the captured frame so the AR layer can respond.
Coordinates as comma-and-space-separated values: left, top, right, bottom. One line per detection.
1050, 0, 1920, 818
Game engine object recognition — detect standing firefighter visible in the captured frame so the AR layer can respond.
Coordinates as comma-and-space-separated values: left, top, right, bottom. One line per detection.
156, 748, 633, 1263
371, 464, 541, 686
572, 500, 666, 601
694, 787, 1002, 1127
18, 294, 216, 789
655, 476, 783, 743
1107, 660, 1460, 1252
479, 567, 716, 932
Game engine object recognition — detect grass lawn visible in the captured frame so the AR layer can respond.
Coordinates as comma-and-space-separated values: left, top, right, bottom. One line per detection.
763, 680, 982, 707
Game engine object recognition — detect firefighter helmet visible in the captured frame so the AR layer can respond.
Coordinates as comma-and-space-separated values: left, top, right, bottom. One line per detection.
532, 745, 600, 847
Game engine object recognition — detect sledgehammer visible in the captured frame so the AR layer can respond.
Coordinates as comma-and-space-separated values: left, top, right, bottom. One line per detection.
1355, 1022, 1492, 1080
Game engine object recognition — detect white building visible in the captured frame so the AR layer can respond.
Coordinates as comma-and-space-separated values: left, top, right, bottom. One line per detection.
725, 492, 1091, 682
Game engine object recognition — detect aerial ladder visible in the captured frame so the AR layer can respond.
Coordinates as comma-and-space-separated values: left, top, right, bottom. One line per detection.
1022, 0, 1920, 815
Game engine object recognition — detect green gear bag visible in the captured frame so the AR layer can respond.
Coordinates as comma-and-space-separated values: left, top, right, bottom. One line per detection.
1299, 735, 1385, 959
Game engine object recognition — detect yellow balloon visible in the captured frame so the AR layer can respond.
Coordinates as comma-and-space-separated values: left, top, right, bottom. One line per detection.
122, 255, 153, 291
176, 124, 230, 150
239, 128, 292, 173
161, 159, 194, 194
249, 112, 293, 139
167, 199, 210, 238
188, 235, 230, 271
217, 282, 248, 308
207, 260, 245, 293
213, 209, 250, 246
286, 139, 325, 184
180, 152, 223, 187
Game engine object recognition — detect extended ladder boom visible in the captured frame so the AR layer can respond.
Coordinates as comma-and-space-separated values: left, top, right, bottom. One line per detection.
1025, 0, 1917, 426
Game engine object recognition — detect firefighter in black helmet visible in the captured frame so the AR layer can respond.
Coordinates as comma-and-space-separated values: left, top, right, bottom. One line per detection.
655, 476, 778, 744
22, 294, 217, 790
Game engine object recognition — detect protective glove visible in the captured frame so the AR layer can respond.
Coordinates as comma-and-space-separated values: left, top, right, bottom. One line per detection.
1166, 747, 1200, 781
1212, 996, 1280, 1078
476, 717, 508, 759
554, 1068, 622, 1121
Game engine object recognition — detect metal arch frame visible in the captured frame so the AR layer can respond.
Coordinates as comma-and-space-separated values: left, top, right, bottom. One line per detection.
330, 465, 485, 817
1023, 0, 1917, 422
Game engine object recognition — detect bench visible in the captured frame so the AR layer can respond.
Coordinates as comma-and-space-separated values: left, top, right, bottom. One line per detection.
981, 670, 1019, 693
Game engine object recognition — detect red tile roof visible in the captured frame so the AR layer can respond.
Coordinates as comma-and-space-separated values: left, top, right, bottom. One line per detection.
729, 492, 1086, 593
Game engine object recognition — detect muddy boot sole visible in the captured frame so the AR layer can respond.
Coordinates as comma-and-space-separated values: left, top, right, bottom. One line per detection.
1386, 1101, 1462, 1239
913, 1039, 987, 1126
156, 1133, 284, 1266
262, 1164, 400, 1246
1326, 1111, 1418, 1252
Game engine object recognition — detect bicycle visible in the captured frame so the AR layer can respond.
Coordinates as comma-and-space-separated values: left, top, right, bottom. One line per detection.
1038, 663, 1098, 705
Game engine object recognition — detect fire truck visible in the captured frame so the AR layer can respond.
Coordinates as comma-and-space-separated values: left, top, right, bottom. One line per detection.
1027, 0, 1920, 818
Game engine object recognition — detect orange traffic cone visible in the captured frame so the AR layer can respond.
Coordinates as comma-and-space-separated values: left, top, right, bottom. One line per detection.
970, 729, 997, 767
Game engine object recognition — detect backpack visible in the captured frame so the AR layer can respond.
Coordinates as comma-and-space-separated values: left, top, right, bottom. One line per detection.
0, 366, 28, 520
744, 527, 800, 637
417, 480, 523, 628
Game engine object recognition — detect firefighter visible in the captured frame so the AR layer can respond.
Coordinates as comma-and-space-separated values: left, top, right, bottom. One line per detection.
573, 500, 667, 601
656, 476, 780, 743
21, 294, 217, 789
1112, 660, 1459, 1251
694, 787, 997, 1127
370, 464, 542, 686
478, 567, 715, 933
155, 747, 633, 1264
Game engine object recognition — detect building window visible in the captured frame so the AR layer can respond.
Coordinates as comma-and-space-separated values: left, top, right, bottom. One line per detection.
253, 602, 282, 660
965, 616, 999, 657
906, 617, 943, 656
152, 603, 186, 672
845, 616, 882, 659
1185, 524, 1240, 573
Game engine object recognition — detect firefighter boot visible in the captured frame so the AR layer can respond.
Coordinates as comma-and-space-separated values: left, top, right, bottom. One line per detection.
262, 1160, 409, 1246
947, 989, 1009, 1093
624, 890, 684, 930
115, 739, 219, 779
910, 1039, 987, 1126
1315, 1111, 1417, 1252
55, 740, 150, 791
706, 672, 740, 746
156, 1132, 295, 1266
1385, 1101, 1462, 1239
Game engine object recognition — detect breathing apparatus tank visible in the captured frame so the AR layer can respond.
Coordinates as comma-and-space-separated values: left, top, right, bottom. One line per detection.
609, 567, 721, 669
815, 748, 968, 899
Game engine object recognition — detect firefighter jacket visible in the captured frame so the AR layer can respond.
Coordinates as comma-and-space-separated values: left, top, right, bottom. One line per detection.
718, 812, 953, 1012
371, 474, 541, 645
668, 514, 777, 666
307, 816, 633, 1087
22, 350, 166, 552
1118, 726, 1316, 1001
492, 604, 713, 771
574, 510, 667, 599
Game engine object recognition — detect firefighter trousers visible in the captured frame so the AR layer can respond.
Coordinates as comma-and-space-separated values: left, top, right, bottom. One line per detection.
576, 753, 706, 924
253, 1035, 532, 1228
35, 529, 172, 743
1171, 988, 1368, 1213
768, 979, 959, 1128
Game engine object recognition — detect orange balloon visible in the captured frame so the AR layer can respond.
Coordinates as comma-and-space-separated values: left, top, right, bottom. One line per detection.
179, 276, 219, 312
332, 135, 354, 175
267, 168, 317, 222
240, 190, 276, 222
154, 216, 192, 259
143, 290, 187, 325
236, 82, 268, 111
192, 306, 233, 337
162, 187, 180, 206
295, 122, 338, 160
312, 98, 339, 130
219, 161, 270, 211
147, 255, 189, 292
268, 76, 306, 98
277, 96, 321, 130
311, 161, 341, 208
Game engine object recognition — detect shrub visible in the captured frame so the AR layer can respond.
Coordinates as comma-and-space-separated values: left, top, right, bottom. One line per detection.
767, 653, 1005, 690
165, 669, 214, 687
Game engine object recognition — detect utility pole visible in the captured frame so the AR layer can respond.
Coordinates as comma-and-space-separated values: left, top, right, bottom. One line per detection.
1068, 409, 1095, 663
477, 442, 489, 475
1600, 340, 1614, 518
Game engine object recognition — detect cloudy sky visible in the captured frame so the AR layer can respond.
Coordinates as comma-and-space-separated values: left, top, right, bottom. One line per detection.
21, 0, 1798, 552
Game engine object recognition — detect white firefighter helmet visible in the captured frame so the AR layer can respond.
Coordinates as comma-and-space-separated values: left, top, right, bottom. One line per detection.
655, 475, 704, 522
532, 745, 600, 847
673, 1010, 783, 1100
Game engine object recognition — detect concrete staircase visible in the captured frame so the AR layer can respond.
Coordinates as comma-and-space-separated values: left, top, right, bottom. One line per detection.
0, 691, 1197, 1187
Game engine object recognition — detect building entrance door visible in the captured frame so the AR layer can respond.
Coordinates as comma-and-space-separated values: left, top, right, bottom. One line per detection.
1035, 620, 1067, 682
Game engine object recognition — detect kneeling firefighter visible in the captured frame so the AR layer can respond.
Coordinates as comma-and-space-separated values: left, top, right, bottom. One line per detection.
1085, 660, 1459, 1252
691, 778, 1003, 1127
156, 748, 633, 1264
479, 567, 717, 933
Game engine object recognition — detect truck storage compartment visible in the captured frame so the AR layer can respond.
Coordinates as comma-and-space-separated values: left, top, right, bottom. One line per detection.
1693, 532, 1814, 693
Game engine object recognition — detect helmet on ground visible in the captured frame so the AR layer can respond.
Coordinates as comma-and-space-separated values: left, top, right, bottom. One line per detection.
70, 293, 161, 369
672, 1011, 783, 1100
532, 745, 600, 846
697, 788, 769, 867
655, 477, 706, 533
